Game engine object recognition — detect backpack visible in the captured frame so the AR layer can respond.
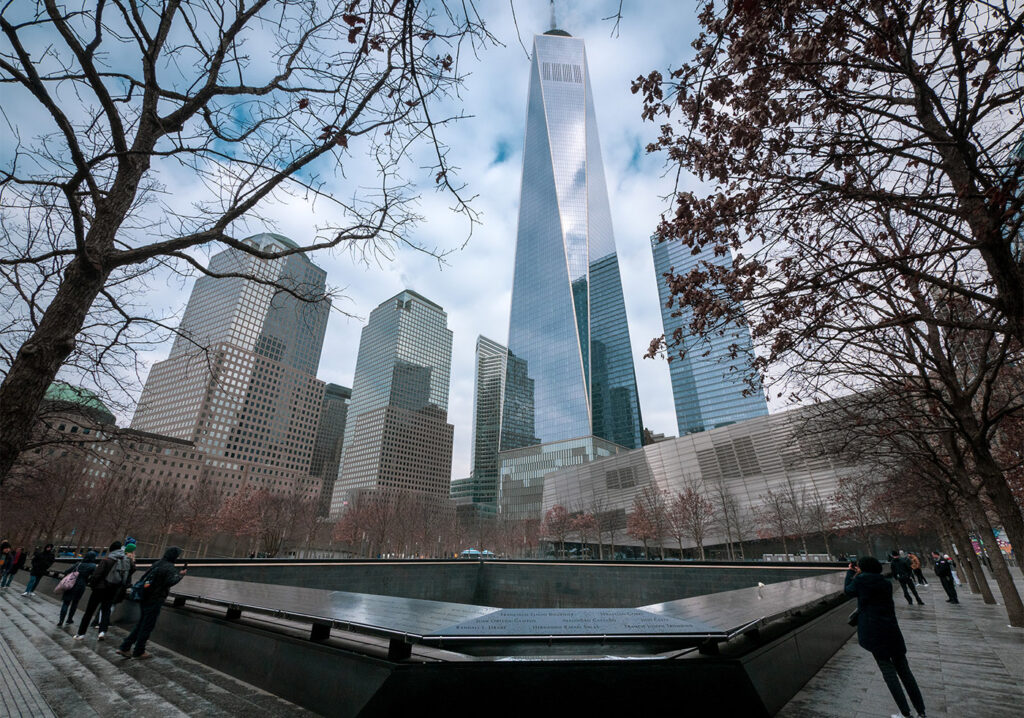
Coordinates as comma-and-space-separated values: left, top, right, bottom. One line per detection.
128, 565, 157, 602
105, 554, 131, 586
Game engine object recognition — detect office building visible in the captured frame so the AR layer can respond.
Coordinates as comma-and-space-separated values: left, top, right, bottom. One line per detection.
651, 238, 768, 435
498, 28, 644, 517
310, 383, 351, 515
468, 336, 507, 509
331, 290, 454, 515
131, 233, 328, 501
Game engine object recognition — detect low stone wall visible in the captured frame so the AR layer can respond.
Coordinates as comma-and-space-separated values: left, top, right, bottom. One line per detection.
181, 559, 842, 608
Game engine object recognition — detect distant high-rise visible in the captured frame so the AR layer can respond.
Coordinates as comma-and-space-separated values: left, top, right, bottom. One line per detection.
469, 336, 507, 508
310, 383, 351, 515
330, 290, 453, 515
502, 30, 643, 454
651, 238, 768, 435
132, 233, 329, 501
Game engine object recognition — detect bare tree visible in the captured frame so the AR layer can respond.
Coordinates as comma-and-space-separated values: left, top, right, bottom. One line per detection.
0, 1, 495, 484
755, 488, 794, 558
671, 480, 717, 560
542, 504, 571, 558
626, 484, 668, 559
637, 1, 1024, 358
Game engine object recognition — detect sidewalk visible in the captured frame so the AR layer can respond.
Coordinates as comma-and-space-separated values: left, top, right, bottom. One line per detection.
778, 572, 1024, 718
0, 579, 318, 717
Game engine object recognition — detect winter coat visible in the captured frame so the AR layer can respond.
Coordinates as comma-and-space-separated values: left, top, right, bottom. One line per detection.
63, 554, 99, 598
889, 556, 913, 580
137, 547, 185, 605
908, 553, 921, 570
29, 549, 55, 577
845, 569, 907, 657
933, 556, 954, 578
0, 551, 12, 574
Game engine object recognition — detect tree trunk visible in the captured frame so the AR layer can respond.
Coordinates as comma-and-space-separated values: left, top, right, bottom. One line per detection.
976, 511, 1024, 627
821, 531, 831, 558
0, 257, 111, 484
953, 515, 996, 604
968, 432, 1024, 578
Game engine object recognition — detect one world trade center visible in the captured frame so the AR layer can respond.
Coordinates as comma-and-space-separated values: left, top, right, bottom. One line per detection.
499, 29, 643, 515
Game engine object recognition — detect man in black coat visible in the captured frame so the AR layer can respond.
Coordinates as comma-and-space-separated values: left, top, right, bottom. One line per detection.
890, 550, 924, 606
116, 546, 187, 659
846, 556, 927, 718
930, 551, 959, 604
22, 544, 55, 596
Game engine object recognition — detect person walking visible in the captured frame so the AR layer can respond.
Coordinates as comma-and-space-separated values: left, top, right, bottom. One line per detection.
890, 551, 924, 606
74, 541, 132, 640
22, 544, 55, 596
846, 556, 927, 718
116, 547, 187, 659
930, 551, 959, 604
57, 551, 98, 627
1, 544, 26, 589
907, 552, 928, 586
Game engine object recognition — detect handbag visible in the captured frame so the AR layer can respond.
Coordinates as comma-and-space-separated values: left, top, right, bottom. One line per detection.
847, 609, 859, 627
54, 565, 80, 595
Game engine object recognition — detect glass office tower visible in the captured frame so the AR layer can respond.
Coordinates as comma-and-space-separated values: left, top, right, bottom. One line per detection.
469, 336, 507, 508
651, 237, 768, 435
502, 30, 643, 455
330, 290, 454, 516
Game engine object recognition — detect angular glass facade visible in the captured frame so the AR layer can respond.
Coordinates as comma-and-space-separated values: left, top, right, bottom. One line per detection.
651, 238, 768, 435
502, 31, 643, 455
330, 290, 454, 515
469, 336, 507, 507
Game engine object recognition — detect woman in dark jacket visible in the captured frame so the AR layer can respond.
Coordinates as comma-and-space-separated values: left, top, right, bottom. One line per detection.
58, 551, 98, 627
845, 556, 927, 718
23, 544, 56, 596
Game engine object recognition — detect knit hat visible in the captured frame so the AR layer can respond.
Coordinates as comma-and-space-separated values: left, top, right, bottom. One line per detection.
124, 543, 137, 553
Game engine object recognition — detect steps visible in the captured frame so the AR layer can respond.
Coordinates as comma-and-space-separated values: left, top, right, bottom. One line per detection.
0, 587, 317, 717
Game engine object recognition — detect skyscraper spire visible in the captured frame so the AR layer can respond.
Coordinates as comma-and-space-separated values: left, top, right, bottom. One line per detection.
549, 0, 556, 32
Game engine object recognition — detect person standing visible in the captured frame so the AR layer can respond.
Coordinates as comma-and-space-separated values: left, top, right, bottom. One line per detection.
846, 556, 927, 718
74, 541, 132, 640
22, 544, 55, 596
57, 551, 98, 627
116, 547, 187, 660
890, 551, 924, 606
1, 544, 26, 589
907, 552, 928, 586
930, 551, 959, 604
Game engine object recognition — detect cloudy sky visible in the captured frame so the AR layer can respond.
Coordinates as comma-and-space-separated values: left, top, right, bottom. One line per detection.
135, 1, 704, 480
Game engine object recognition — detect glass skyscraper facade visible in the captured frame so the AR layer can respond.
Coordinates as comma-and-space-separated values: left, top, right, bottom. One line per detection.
501, 30, 643, 456
469, 336, 507, 508
131, 233, 328, 501
310, 383, 351, 515
651, 238, 768, 435
330, 290, 454, 516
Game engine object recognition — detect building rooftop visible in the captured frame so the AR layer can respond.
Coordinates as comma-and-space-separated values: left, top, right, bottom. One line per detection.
42, 382, 116, 425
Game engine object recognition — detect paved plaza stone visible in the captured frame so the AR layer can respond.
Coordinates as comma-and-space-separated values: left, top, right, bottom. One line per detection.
0, 580, 316, 717
778, 571, 1024, 718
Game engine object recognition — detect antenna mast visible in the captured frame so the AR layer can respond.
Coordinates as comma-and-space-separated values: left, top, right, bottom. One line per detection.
549, 0, 557, 31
